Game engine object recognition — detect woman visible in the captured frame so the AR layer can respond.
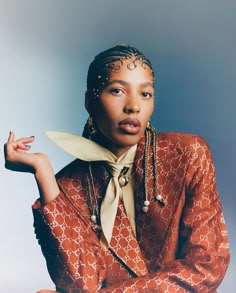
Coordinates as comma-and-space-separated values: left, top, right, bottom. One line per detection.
4, 45, 230, 292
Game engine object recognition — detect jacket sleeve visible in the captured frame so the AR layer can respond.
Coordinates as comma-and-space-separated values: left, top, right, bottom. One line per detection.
32, 188, 106, 293
99, 136, 230, 293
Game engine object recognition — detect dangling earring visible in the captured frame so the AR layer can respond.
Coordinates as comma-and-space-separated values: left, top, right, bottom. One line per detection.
146, 121, 152, 131
87, 116, 97, 138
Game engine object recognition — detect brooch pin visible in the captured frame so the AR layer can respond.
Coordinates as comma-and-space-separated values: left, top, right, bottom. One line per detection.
118, 167, 129, 187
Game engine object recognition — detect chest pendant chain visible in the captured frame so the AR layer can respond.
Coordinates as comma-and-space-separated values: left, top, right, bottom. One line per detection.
87, 164, 102, 232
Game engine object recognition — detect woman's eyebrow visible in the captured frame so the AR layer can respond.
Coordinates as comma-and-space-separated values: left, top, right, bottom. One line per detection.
105, 80, 153, 88
105, 80, 128, 87
141, 82, 154, 88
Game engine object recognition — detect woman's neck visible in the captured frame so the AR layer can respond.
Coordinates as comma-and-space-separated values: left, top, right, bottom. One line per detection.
92, 133, 132, 158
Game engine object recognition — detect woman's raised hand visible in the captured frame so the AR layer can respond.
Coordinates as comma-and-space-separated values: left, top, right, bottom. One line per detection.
4, 131, 48, 173
4, 131, 60, 205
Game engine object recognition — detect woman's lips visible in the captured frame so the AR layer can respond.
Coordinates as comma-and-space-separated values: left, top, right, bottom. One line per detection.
119, 118, 141, 134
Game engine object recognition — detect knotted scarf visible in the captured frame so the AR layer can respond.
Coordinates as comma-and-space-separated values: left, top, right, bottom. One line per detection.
46, 131, 137, 246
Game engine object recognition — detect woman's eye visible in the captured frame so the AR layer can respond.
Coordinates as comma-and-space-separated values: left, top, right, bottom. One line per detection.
142, 92, 153, 99
110, 88, 122, 95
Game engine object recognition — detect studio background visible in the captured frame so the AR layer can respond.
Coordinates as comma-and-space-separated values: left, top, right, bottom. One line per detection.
0, 1, 235, 292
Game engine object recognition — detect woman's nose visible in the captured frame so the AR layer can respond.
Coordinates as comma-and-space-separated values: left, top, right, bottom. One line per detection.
124, 95, 140, 114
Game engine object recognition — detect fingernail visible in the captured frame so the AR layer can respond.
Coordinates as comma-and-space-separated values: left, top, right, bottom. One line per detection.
30, 136, 35, 138
25, 145, 31, 149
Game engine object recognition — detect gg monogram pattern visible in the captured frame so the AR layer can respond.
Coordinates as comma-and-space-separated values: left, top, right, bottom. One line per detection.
32, 132, 230, 292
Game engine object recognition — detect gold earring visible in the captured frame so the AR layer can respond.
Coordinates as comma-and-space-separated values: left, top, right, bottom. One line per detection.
87, 116, 97, 137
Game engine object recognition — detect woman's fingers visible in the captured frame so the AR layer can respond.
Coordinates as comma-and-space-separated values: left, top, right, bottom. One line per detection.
7, 131, 35, 144
5, 141, 31, 159
5, 133, 35, 152
6, 132, 35, 146
4, 132, 37, 173
14, 142, 31, 152
14, 135, 35, 146
7, 131, 15, 143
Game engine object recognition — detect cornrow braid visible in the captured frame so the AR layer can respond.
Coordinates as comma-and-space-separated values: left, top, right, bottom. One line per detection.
144, 123, 158, 208
86, 44, 154, 99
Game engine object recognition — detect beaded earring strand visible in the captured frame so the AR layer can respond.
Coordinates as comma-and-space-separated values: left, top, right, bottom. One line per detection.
152, 129, 165, 206
142, 125, 164, 213
142, 128, 151, 213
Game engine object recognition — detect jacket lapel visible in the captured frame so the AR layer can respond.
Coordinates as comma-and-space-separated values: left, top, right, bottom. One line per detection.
109, 201, 148, 277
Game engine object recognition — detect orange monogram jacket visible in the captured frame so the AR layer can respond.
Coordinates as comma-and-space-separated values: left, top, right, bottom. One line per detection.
32, 132, 230, 293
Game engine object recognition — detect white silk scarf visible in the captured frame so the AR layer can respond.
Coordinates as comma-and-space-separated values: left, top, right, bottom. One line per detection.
46, 131, 137, 246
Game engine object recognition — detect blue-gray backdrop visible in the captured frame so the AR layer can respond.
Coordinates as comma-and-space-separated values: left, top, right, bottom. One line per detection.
0, 1, 235, 292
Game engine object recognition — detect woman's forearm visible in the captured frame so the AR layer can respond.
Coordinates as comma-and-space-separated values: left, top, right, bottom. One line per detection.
34, 158, 60, 206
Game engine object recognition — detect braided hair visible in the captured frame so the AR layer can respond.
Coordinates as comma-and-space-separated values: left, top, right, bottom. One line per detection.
84, 45, 158, 201
86, 44, 154, 99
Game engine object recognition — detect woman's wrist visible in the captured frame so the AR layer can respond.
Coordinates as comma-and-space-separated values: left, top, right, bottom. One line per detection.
34, 155, 60, 206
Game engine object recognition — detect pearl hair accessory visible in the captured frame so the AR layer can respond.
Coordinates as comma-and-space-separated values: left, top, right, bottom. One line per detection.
90, 214, 97, 223
142, 200, 150, 213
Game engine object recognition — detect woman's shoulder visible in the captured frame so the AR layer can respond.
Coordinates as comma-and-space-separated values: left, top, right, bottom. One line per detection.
55, 159, 107, 181
55, 159, 87, 180
156, 131, 210, 151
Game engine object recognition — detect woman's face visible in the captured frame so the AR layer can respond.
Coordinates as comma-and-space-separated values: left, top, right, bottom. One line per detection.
87, 59, 155, 156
